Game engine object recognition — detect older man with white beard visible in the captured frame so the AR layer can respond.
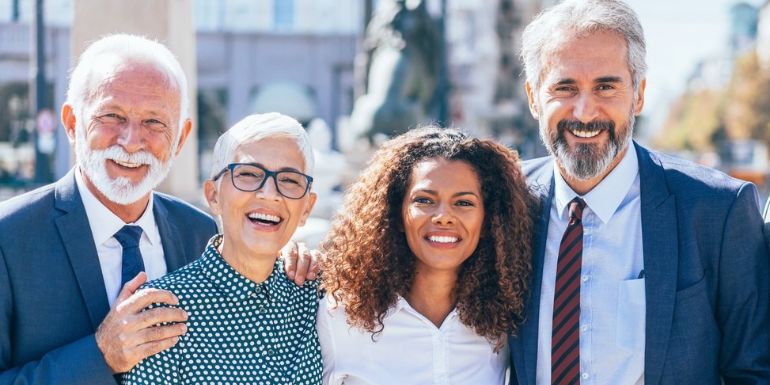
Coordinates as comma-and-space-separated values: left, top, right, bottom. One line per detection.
0, 34, 217, 385
509, 1, 770, 384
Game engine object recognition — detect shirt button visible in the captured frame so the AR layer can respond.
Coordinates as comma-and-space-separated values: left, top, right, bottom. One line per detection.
580, 324, 590, 332
267, 348, 275, 356
581, 275, 590, 282
581, 372, 589, 380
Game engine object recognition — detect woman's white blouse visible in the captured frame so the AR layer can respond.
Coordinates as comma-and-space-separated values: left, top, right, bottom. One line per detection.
316, 296, 509, 385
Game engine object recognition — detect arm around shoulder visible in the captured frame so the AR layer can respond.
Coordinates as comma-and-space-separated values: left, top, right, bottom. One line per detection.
717, 182, 770, 383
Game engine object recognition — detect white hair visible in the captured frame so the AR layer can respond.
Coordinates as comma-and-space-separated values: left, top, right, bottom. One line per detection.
65, 33, 189, 132
521, 0, 647, 92
209, 113, 315, 180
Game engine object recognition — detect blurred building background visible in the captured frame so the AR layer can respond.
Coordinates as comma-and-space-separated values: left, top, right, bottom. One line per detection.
1, 0, 769, 213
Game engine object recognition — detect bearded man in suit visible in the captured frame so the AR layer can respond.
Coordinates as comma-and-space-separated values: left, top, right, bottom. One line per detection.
0, 34, 217, 385
509, 1, 770, 384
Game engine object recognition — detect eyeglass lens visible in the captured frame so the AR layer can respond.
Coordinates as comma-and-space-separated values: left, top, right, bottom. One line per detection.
231, 164, 309, 198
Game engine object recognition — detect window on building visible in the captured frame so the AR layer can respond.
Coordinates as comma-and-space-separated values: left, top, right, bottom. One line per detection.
273, 0, 293, 31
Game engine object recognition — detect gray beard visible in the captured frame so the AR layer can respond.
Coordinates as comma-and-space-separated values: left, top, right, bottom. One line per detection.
541, 113, 635, 181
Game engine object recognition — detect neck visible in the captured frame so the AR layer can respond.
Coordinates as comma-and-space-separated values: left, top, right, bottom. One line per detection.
406, 267, 458, 328
557, 145, 629, 196
81, 170, 150, 223
219, 240, 276, 283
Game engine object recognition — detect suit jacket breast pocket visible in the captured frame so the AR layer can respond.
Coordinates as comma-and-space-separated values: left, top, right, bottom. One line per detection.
616, 278, 646, 351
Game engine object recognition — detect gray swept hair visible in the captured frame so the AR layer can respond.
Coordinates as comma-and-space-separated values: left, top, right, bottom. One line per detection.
209, 113, 315, 181
521, 0, 646, 92
65, 34, 189, 132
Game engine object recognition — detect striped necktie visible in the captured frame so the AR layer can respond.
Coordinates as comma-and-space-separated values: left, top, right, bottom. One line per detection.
551, 197, 586, 385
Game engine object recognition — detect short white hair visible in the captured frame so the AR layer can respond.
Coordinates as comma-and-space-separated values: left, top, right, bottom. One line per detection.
521, 0, 647, 92
209, 113, 315, 179
65, 33, 189, 131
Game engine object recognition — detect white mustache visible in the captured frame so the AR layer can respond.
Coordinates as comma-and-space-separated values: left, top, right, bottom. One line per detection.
99, 146, 160, 167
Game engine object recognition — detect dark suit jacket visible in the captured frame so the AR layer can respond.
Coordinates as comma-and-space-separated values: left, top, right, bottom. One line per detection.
510, 142, 770, 385
0, 170, 217, 385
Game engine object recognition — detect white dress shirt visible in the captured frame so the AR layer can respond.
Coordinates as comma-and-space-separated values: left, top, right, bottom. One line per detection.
75, 168, 167, 306
317, 296, 509, 385
536, 144, 645, 385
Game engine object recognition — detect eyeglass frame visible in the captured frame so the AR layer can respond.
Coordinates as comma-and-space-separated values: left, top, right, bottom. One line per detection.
211, 162, 314, 199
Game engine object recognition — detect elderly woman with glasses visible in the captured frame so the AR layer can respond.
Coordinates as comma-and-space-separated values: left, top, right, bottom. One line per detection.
122, 113, 321, 385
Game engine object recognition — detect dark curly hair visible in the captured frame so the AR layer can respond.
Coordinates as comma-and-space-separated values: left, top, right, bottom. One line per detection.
320, 126, 534, 349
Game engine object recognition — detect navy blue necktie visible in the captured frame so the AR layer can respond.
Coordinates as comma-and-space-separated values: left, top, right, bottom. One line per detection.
114, 225, 145, 287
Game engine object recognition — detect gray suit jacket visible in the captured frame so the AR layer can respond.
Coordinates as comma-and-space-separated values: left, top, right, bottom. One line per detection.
510, 142, 770, 385
0, 170, 217, 385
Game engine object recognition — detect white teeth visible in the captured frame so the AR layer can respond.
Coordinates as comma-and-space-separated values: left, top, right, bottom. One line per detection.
113, 159, 143, 168
428, 236, 459, 243
248, 212, 281, 223
570, 129, 601, 138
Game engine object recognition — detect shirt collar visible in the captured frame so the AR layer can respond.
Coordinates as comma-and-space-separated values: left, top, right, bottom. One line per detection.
552, 143, 639, 224
388, 295, 458, 322
75, 167, 160, 246
200, 234, 286, 303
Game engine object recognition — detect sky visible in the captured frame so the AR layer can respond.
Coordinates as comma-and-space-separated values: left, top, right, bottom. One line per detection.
626, 0, 765, 136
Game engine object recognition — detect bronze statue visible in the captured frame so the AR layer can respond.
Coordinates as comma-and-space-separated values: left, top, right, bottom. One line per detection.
349, 0, 442, 142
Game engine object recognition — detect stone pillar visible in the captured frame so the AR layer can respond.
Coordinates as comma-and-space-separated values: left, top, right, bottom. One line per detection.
70, 0, 200, 203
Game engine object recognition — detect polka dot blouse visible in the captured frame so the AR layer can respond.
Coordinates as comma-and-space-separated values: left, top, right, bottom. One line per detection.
121, 235, 322, 385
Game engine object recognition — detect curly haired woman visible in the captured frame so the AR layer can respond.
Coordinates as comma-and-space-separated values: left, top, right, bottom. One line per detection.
316, 126, 534, 384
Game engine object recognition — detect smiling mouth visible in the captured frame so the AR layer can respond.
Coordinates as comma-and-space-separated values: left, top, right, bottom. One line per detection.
111, 159, 145, 169
568, 128, 603, 139
426, 235, 460, 244
247, 212, 283, 226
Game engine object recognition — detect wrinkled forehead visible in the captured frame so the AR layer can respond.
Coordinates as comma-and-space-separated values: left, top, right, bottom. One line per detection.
538, 29, 630, 83
85, 56, 179, 101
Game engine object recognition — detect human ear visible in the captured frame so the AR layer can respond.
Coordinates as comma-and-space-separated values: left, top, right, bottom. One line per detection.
61, 104, 77, 145
525, 81, 540, 120
297, 192, 317, 227
204, 180, 222, 215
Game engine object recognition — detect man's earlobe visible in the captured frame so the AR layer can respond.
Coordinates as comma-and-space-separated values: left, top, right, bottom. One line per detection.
525, 81, 540, 119
61, 104, 77, 143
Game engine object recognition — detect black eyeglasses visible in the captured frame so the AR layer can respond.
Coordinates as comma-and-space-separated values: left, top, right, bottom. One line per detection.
212, 163, 313, 199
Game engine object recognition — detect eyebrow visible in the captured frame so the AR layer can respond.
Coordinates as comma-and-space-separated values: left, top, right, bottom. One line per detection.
415, 189, 480, 198
552, 76, 624, 86
247, 162, 304, 174
595, 76, 623, 83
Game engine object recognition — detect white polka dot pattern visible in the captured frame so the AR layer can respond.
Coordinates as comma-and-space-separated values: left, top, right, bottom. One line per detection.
121, 235, 322, 385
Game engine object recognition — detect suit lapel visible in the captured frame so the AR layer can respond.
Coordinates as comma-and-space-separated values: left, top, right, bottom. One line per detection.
53, 169, 111, 330
154, 195, 186, 272
636, 143, 678, 385
517, 161, 555, 385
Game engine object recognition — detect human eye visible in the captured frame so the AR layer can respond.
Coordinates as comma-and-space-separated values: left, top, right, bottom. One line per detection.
455, 199, 475, 207
143, 118, 168, 131
552, 85, 576, 96
234, 166, 264, 179
96, 113, 124, 125
595, 83, 616, 93
413, 196, 433, 204
278, 173, 303, 186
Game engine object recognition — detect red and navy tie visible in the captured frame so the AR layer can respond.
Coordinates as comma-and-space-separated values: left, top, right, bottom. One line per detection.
552, 197, 586, 385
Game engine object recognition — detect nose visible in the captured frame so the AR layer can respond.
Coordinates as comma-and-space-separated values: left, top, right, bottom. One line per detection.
573, 92, 599, 123
254, 175, 282, 201
116, 120, 144, 153
431, 203, 455, 226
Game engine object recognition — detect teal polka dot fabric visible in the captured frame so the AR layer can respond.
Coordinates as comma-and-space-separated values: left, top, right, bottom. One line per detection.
121, 235, 322, 385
